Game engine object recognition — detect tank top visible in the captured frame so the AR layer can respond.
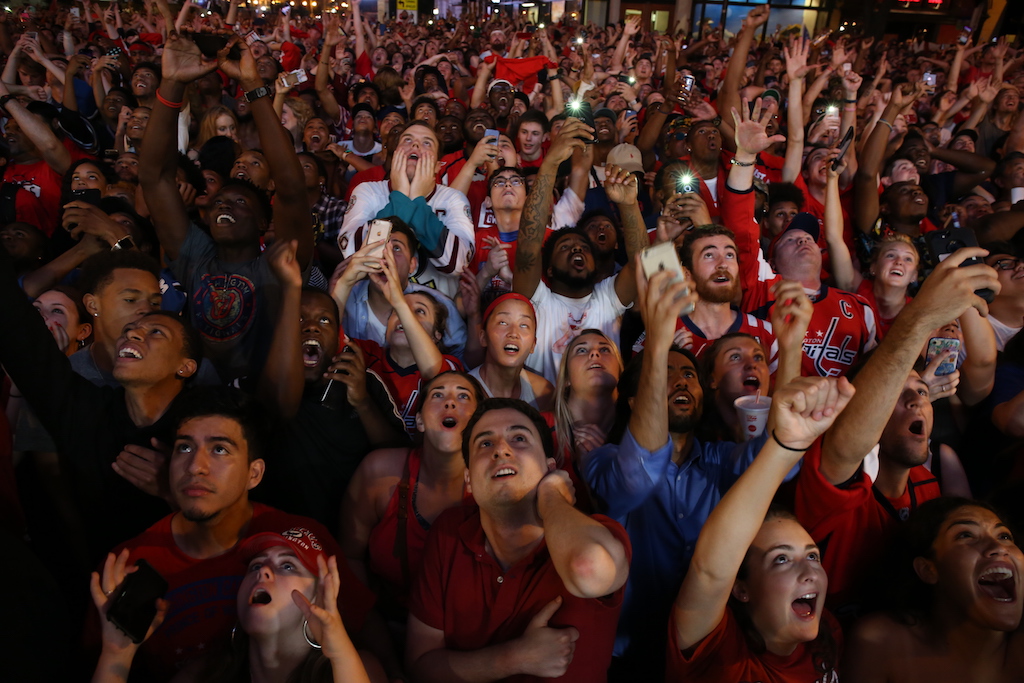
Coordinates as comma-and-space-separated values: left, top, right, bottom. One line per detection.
468, 365, 539, 407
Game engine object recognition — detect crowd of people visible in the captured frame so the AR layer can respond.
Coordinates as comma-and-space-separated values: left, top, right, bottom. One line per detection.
2, 0, 1024, 680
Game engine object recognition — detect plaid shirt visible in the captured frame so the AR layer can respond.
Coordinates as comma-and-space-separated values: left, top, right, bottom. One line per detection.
313, 194, 348, 244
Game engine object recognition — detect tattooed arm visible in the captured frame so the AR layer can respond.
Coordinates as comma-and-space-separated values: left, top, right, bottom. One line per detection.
512, 118, 591, 299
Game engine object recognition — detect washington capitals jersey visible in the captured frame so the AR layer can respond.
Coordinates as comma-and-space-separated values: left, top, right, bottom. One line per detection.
752, 285, 877, 378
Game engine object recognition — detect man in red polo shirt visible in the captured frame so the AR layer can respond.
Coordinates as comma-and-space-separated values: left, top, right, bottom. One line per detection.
406, 398, 631, 682
794, 248, 1001, 608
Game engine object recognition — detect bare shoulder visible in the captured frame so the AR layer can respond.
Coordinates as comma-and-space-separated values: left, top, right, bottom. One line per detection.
843, 612, 920, 682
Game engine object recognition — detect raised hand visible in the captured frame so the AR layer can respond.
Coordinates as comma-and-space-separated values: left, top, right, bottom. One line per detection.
769, 280, 813, 352
731, 97, 785, 157
623, 15, 641, 37
90, 549, 169, 654
742, 5, 769, 30
482, 236, 513, 282
290, 555, 354, 663
635, 265, 698, 349
603, 164, 638, 206
389, 147, 411, 196
920, 352, 960, 402
265, 238, 304, 289
408, 146, 437, 199
324, 343, 370, 407
112, 439, 172, 501
769, 376, 856, 450
161, 30, 218, 84
544, 117, 592, 166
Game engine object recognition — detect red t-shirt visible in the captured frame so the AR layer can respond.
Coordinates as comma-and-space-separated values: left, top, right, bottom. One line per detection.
345, 164, 387, 202
410, 506, 630, 682
666, 605, 842, 683
99, 504, 374, 681
355, 51, 376, 80
353, 338, 463, 435
794, 440, 941, 607
4, 141, 91, 235
855, 279, 910, 341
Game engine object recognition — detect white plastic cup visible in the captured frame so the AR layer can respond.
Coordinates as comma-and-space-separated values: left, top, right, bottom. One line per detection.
734, 395, 772, 441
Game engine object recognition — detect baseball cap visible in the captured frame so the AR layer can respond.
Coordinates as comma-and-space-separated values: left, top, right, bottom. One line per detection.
606, 143, 644, 174
768, 213, 821, 257
761, 88, 782, 105
376, 105, 408, 122
352, 103, 376, 120
593, 107, 617, 123
239, 527, 327, 575
488, 79, 514, 94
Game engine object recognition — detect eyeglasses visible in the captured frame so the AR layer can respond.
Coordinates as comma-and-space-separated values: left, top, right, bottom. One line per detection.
992, 258, 1022, 271
492, 177, 525, 188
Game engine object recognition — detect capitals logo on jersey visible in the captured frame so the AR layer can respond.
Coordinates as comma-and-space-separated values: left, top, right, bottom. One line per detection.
798, 290, 877, 378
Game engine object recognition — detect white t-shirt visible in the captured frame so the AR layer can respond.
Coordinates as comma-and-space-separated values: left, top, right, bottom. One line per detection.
528, 275, 630, 382
989, 315, 1022, 351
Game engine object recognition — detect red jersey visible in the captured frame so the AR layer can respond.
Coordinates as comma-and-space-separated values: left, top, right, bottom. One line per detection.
102, 504, 374, 681
345, 164, 387, 201
367, 448, 473, 607
855, 279, 910, 341
353, 338, 463, 435
794, 440, 941, 607
410, 506, 629, 683
4, 141, 91, 235
666, 605, 842, 683
630, 310, 779, 374
354, 51, 376, 79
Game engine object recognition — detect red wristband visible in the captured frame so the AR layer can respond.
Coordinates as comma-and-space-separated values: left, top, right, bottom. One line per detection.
155, 90, 182, 109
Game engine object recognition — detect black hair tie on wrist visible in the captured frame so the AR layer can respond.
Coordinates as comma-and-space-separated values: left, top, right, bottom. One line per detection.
771, 429, 810, 452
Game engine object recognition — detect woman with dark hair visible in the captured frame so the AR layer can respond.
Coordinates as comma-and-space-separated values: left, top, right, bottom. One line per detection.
90, 534, 372, 683
340, 370, 483, 612
669, 375, 855, 682
844, 497, 1024, 682
700, 332, 771, 442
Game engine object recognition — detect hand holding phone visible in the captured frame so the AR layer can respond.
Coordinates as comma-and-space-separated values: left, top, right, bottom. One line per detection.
103, 558, 169, 645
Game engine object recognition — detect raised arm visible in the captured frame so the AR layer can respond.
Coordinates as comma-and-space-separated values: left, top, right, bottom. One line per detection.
955, 306, 997, 406
610, 16, 640, 74
378, 246, 445, 379
853, 90, 904, 236
316, 14, 343, 122
819, 249, 1000, 485
781, 38, 809, 183
928, 138, 996, 198
718, 6, 768, 134
769, 281, 813, 386
824, 150, 855, 290
138, 30, 217, 260
351, 1, 366, 63
257, 239, 305, 418
606, 164, 646, 306
512, 117, 590, 298
672, 375, 854, 651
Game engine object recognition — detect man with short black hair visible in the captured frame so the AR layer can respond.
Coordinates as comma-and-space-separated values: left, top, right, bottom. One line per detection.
406, 397, 631, 682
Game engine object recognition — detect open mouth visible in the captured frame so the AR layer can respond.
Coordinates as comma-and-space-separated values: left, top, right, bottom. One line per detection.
909, 419, 925, 436
671, 391, 692, 406
978, 566, 1016, 602
441, 416, 458, 428
492, 466, 516, 479
250, 588, 272, 605
742, 376, 761, 391
310, 134, 322, 143
713, 273, 730, 283
889, 268, 905, 278
791, 593, 818, 619
302, 339, 323, 368
503, 344, 520, 354
571, 254, 586, 268
118, 346, 143, 359
216, 213, 236, 225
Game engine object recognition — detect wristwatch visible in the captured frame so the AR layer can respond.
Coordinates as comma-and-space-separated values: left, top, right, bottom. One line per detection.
0, 94, 15, 112
243, 85, 273, 103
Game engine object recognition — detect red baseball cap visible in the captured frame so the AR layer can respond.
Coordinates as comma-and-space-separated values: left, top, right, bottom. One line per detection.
238, 527, 327, 574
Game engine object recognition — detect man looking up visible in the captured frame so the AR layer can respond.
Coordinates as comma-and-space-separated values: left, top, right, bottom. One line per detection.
338, 121, 474, 298
406, 398, 631, 682
513, 118, 649, 381
140, 33, 314, 382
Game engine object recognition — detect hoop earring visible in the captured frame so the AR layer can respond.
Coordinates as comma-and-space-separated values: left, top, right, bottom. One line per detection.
303, 620, 321, 650
231, 623, 239, 645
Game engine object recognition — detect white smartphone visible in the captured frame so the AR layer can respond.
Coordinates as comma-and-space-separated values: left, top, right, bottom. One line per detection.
365, 218, 392, 259
640, 241, 686, 283
278, 69, 308, 90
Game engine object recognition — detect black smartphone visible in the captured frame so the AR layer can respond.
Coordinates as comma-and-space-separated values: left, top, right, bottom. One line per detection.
831, 126, 854, 171
320, 346, 351, 410
191, 33, 242, 60
925, 227, 995, 303
72, 188, 103, 207
106, 560, 169, 645
563, 100, 596, 144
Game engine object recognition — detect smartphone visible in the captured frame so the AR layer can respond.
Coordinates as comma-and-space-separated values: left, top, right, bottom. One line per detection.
641, 241, 687, 285
922, 72, 936, 95
192, 33, 242, 60
72, 188, 103, 207
281, 5, 290, 15
365, 218, 392, 259
25, 31, 37, 41
328, 133, 337, 145
616, 74, 632, 83
681, 74, 696, 95
244, 30, 261, 46
831, 126, 854, 171
106, 46, 123, 57
925, 337, 961, 376
483, 128, 500, 143
958, 26, 973, 45
563, 100, 596, 144
677, 173, 697, 194
842, 62, 851, 73
320, 345, 351, 409
925, 227, 995, 303
278, 69, 308, 90
70, 7, 80, 18
811, 31, 831, 47
527, 25, 537, 34
106, 560, 169, 645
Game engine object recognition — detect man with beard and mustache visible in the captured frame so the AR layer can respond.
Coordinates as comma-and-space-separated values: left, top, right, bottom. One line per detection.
437, 114, 465, 156
513, 119, 649, 382
629, 225, 778, 370
582, 266, 809, 682
100, 386, 376, 681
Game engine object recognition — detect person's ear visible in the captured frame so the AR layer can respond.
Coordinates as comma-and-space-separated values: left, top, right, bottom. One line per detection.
546, 457, 557, 472
247, 458, 266, 490
176, 358, 198, 379
478, 326, 488, 349
731, 580, 750, 603
84, 293, 99, 317
77, 322, 93, 343
913, 556, 939, 585
627, 396, 635, 411
416, 411, 425, 434
463, 467, 472, 494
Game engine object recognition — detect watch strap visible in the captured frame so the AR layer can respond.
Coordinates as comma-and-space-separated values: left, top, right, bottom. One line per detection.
243, 85, 272, 103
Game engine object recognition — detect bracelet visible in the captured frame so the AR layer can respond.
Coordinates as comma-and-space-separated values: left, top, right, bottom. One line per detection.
843, 104, 856, 111
155, 90, 182, 109
772, 429, 810, 452
730, 157, 755, 167
844, 98, 857, 103
877, 118, 893, 130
